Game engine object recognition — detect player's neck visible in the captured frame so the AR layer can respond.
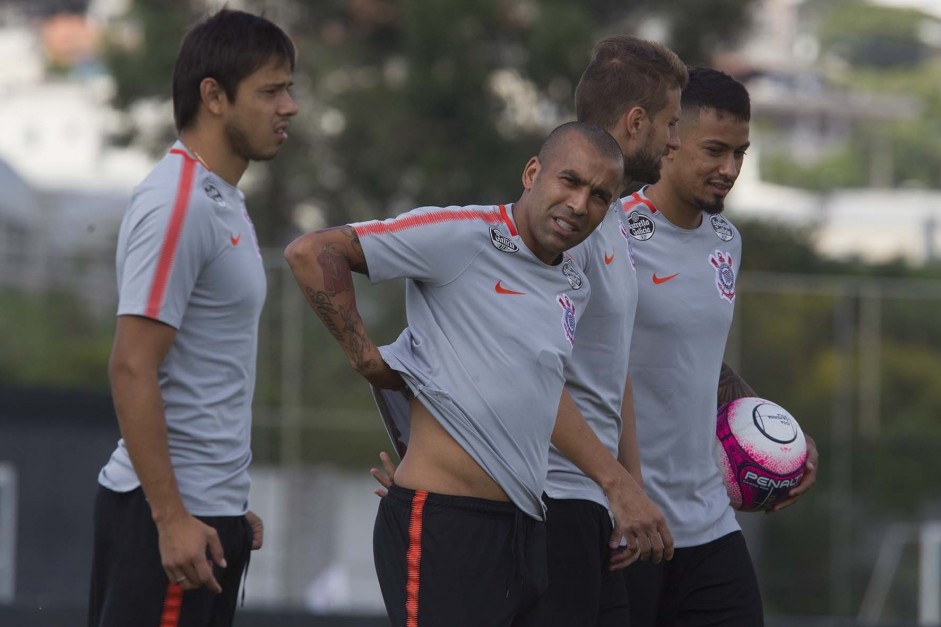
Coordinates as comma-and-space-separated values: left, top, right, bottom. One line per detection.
510, 201, 563, 266
645, 183, 702, 230
178, 129, 248, 187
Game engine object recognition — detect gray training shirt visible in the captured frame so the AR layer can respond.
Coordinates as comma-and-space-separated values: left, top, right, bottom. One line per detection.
355, 204, 591, 520
544, 205, 638, 508
623, 189, 742, 547
98, 142, 267, 517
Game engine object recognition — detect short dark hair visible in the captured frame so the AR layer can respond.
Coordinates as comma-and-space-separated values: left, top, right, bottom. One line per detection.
575, 36, 688, 130
539, 121, 624, 173
681, 66, 751, 122
173, 9, 296, 132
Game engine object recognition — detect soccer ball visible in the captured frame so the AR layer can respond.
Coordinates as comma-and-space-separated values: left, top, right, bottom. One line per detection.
715, 397, 807, 512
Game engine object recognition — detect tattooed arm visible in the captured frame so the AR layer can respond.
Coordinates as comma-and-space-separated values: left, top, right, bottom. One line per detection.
716, 361, 756, 408
284, 226, 404, 390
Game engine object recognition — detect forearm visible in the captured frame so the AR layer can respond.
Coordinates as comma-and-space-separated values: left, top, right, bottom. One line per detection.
111, 368, 186, 524
552, 388, 640, 497
554, 387, 672, 565
717, 360, 756, 408
284, 228, 382, 375
108, 316, 225, 590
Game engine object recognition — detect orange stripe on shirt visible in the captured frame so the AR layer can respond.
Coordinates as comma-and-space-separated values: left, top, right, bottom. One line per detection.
622, 192, 657, 214
145, 154, 197, 318
159, 583, 184, 627
498, 204, 518, 236
405, 490, 428, 627
354, 208, 506, 237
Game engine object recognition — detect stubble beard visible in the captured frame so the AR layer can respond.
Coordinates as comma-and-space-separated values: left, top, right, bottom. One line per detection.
624, 146, 662, 186
225, 120, 277, 162
697, 196, 726, 215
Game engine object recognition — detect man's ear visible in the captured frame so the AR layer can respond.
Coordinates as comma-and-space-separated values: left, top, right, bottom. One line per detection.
622, 105, 648, 139
521, 156, 541, 190
199, 77, 227, 116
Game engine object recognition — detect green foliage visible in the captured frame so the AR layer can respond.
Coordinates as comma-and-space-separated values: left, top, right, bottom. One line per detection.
253, 417, 392, 466
732, 284, 844, 614
103, 0, 197, 109
102, 0, 757, 245
758, 3, 941, 191
0, 289, 112, 390
760, 104, 941, 191
728, 219, 941, 614
888, 117, 941, 188
657, 0, 752, 65
761, 147, 868, 192
820, 3, 926, 46
820, 3, 929, 68
524, 2, 596, 90
735, 218, 829, 273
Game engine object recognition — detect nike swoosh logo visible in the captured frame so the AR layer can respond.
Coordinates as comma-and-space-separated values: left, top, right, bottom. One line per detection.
230, 234, 241, 246
495, 280, 525, 295
604, 252, 615, 265
652, 272, 679, 285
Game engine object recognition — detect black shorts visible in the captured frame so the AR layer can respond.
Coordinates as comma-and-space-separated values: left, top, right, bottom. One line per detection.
87, 485, 253, 627
373, 484, 548, 627
622, 530, 763, 627
518, 496, 630, 627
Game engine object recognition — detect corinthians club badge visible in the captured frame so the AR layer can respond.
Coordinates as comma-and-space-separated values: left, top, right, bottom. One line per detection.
709, 250, 736, 303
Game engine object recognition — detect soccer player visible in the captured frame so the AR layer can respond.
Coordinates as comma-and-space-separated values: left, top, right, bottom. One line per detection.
526, 36, 689, 627
372, 37, 690, 627
620, 66, 818, 626
285, 122, 624, 627
88, 10, 297, 627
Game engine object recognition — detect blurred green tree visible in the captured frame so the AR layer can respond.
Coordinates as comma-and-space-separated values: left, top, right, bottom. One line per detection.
762, 1, 941, 191
100, 0, 753, 245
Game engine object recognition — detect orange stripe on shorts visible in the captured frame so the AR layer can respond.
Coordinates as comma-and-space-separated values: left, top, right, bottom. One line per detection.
160, 582, 184, 627
405, 490, 428, 627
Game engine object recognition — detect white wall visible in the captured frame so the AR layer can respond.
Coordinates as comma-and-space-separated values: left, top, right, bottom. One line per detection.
244, 466, 386, 615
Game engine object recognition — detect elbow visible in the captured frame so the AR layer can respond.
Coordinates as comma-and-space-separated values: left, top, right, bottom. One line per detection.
107, 351, 136, 392
107, 355, 133, 413
283, 235, 307, 271
284, 232, 327, 276
108, 349, 155, 394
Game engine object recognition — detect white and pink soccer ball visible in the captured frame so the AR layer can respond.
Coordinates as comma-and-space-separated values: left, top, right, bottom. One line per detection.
715, 397, 807, 512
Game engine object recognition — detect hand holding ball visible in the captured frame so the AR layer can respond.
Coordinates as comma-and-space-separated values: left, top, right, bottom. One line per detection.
715, 397, 807, 512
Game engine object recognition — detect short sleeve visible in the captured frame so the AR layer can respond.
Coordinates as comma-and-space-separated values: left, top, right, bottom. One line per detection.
117, 183, 214, 329
352, 205, 498, 285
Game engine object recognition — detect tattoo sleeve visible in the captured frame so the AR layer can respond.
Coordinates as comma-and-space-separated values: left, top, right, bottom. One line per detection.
300, 227, 377, 370
287, 223, 381, 375
341, 225, 368, 275
316, 244, 354, 294
717, 361, 756, 408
